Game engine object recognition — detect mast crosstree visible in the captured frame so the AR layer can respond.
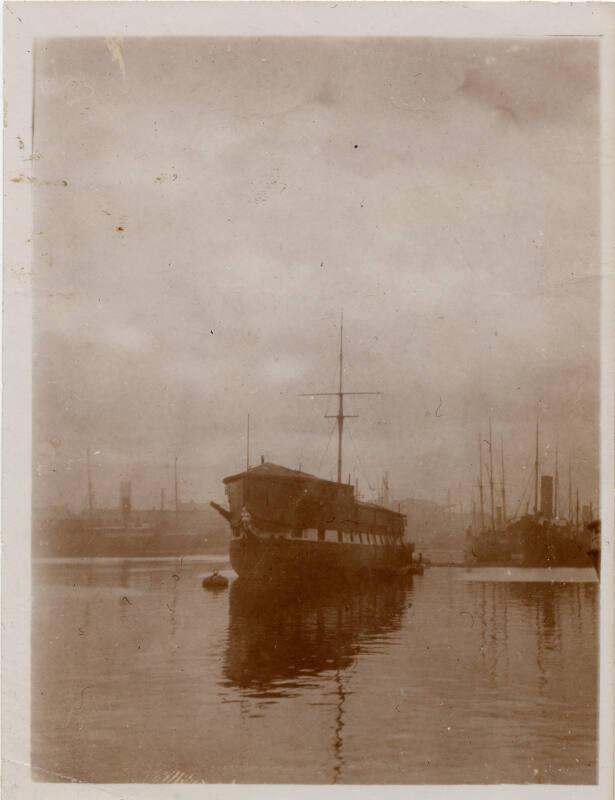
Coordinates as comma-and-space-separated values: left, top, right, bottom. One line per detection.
300, 313, 381, 484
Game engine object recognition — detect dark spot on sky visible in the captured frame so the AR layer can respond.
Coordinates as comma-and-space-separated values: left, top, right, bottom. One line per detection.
117, 226, 124, 232
354, 144, 358, 149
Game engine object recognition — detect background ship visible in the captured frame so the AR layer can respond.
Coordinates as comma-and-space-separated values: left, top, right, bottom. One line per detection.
33, 458, 225, 559
466, 420, 599, 570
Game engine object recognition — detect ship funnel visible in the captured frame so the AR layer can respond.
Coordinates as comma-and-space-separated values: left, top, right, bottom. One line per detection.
540, 475, 553, 519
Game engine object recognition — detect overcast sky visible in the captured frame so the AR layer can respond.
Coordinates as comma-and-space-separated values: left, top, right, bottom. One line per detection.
33, 36, 600, 513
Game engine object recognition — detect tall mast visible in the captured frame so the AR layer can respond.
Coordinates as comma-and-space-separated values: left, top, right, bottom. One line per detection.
488, 418, 495, 532
534, 418, 540, 516
174, 456, 179, 531
336, 314, 344, 484
383, 471, 390, 507
478, 432, 485, 531
246, 413, 251, 471
500, 436, 507, 525
554, 446, 559, 519
86, 448, 94, 520
300, 313, 380, 485
568, 459, 573, 523
575, 488, 580, 529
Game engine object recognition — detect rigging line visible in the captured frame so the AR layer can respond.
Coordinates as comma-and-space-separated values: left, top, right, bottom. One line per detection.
296, 354, 339, 473
316, 419, 338, 477
346, 424, 376, 495
512, 460, 534, 519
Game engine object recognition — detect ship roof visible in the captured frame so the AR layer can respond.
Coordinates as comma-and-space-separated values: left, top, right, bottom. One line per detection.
223, 461, 338, 486
223, 462, 405, 518
357, 500, 406, 519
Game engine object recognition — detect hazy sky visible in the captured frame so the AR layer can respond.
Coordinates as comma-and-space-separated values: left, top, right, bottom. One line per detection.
33, 36, 600, 512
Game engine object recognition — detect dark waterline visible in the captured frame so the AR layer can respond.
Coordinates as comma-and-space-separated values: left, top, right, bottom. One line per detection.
32, 556, 598, 784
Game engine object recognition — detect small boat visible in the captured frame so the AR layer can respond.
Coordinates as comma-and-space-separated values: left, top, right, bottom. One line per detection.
202, 570, 229, 590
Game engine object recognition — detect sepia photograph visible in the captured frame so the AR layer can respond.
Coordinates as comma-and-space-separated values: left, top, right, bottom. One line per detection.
2, 2, 614, 797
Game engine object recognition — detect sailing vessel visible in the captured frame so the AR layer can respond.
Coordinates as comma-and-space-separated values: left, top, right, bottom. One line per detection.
466, 419, 597, 568
465, 423, 521, 564
211, 318, 416, 583
505, 421, 597, 568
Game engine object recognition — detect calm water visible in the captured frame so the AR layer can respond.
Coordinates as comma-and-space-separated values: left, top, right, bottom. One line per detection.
32, 556, 598, 784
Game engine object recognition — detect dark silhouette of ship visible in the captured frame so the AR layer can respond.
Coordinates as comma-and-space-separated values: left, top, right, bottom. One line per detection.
211, 317, 417, 584
466, 420, 599, 570
34, 458, 227, 559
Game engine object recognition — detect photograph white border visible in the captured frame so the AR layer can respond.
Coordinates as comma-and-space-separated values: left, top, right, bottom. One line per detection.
2, 3, 614, 799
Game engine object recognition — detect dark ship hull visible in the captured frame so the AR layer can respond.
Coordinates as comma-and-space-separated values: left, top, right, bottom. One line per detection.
466, 517, 597, 569
33, 520, 216, 559
511, 517, 595, 568
214, 462, 416, 584
230, 535, 412, 583
465, 528, 522, 565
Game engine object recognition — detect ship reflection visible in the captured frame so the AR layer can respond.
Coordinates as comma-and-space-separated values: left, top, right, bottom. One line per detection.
473, 578, 598, 706
221, 577, 411, 697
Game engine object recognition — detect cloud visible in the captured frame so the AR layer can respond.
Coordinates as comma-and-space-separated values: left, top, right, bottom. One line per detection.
32, 36, 601, 509
457, 39, 598, 126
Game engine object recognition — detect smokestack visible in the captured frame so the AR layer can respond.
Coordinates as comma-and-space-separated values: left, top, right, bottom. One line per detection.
540, 475, 553, 519
120, 480, 132, 525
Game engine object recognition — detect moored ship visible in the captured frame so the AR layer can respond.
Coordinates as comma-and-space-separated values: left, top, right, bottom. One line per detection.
211, 318, 417, 584
464, 422, 522, 565
217, 461, 412, 582
465, 419, 598, 569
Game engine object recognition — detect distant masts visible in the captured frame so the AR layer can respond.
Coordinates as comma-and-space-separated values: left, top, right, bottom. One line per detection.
86, 448, 95, 519
554, 446, 559, 519
246, 413, 251, 471
488, 418, 495, 533
534, 418, 540, 516
500, 437, 507, 526
478, 432, 485, 531
174, 456, 179, 531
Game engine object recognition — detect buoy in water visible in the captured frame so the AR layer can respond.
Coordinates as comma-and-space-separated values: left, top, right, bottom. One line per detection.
202, 570, 229, 590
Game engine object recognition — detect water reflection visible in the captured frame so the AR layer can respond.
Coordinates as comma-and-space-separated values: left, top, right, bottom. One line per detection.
222, 578, 411, 696
31, 560, 598, 784
470, 576, 598, 721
